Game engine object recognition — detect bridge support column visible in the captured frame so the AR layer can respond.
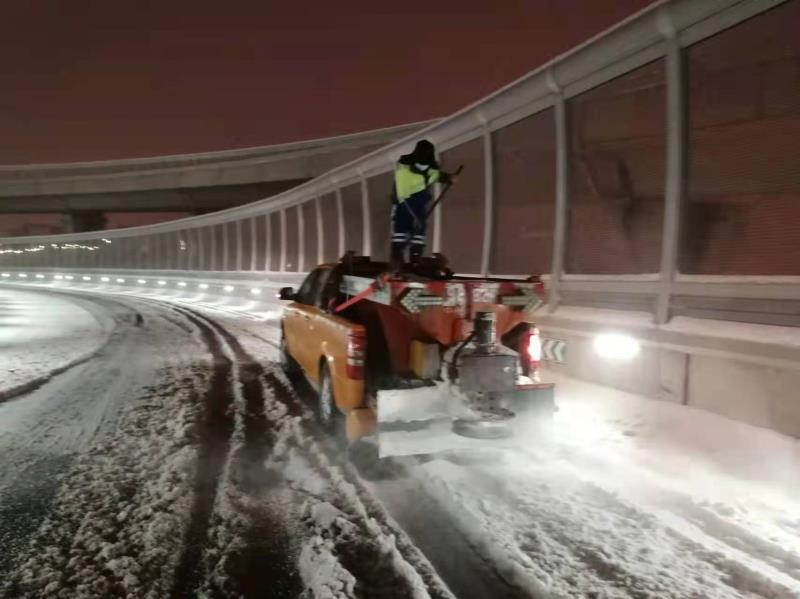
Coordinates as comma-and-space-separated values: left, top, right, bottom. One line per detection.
63, 211, 107, 233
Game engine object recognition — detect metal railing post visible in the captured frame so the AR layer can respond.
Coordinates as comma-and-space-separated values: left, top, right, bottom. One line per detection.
235, 220, 243, 271
315, 196, 324, 264
249, 217, 257, 271
336, 188, 345, 257
209, 225, 217, 271
265, 214, 273, 272
656, 9, 685, 325
298, 204, 305, 271
548, 70, 568, 311
361, 176, 371, 256
480, 122, 495, 277
280, 209, 287, 272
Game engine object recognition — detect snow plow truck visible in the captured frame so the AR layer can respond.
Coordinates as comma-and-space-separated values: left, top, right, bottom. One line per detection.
278, 253, 555, 458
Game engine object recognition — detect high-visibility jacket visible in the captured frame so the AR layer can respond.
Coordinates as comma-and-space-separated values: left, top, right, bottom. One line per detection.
393, 157, 445, 206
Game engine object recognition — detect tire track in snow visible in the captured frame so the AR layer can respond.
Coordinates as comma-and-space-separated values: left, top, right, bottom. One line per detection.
167, 305, 301, 598
169, 309, 236, 598
200, 313, 302, 598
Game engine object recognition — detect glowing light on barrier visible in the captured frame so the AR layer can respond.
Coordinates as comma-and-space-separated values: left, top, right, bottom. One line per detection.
224, 285, 234, 292
198, 283, 209, 290
116, 278, 126, 283
137, 279, 147, 284
82, 276, 92, 281
101, 277, 110, 282
177, 281, 187, 287
54, 275, 63, 280
250, 288, 261, 295
18, 273, 27, 278
64, 275, 74, 281
593, 333, 640, 361
157, 280, 167, 286
35, 274, 45, 279
1, 273, 10, 278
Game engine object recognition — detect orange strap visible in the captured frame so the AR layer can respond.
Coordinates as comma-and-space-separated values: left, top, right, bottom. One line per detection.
334, 273, 389, 313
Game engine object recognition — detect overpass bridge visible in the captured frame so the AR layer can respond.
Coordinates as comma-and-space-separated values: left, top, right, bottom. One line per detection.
0, 120, 431, 231
2, 0, 800, 439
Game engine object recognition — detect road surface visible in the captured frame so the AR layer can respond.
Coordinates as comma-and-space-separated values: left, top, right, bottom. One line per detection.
1, 285, 799, 598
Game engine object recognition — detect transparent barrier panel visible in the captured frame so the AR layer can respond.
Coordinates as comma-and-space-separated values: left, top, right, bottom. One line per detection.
566, 59, 666, 274
341, 183, 363, 255
301, 201, 317, 271
681, 0, 800, 275
368, 172, 393, 262
440, 137, 485, 273
491, 108, 556, 275
320, 192, 340, 263
269, 212, 281, 272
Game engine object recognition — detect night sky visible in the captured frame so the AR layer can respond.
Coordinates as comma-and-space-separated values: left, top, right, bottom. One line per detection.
1, 0, 652, 165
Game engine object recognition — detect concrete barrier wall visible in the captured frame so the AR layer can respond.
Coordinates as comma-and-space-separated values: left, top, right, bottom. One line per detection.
537, 307, 800, 437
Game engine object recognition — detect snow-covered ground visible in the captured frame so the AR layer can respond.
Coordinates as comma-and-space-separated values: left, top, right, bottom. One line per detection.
2, 282, 800, 598
0, 288, 112, 400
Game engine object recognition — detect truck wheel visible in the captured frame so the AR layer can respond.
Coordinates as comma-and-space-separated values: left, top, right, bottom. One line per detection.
317, 363, 342, 435
280, 331, 299, 375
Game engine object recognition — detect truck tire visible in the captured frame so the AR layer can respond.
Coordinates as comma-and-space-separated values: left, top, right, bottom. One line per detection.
280, 330, 299, 375
317, 363, 342, 435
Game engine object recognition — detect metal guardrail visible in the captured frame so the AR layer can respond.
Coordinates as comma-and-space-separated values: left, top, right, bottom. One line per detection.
0, 0, 796, 327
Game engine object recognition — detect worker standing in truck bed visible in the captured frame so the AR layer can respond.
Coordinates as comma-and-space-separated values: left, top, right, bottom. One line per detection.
391, 139, 453, 264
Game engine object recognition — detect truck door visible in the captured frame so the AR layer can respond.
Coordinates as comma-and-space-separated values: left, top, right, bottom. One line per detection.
292, 267, 333, 377
284, 269, 321, 369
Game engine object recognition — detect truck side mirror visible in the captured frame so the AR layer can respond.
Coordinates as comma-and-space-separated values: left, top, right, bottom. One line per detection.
277, 286, 296, 301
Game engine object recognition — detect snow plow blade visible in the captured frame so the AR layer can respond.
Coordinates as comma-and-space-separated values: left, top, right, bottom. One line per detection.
377, 383, 555, 458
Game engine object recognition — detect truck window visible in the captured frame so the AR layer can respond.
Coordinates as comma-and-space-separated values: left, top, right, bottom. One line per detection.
310, 268, 333, 309
318, 268, 343, 311
295, 270, 322, 305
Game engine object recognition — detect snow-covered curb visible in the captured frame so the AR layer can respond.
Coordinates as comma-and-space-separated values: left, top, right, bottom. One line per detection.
0, 288, 115, 402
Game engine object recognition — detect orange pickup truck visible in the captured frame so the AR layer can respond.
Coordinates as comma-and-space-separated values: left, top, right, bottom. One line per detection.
278, 255, 555, 457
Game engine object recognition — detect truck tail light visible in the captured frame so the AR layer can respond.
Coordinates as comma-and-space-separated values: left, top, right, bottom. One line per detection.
520, 326, 542, 375
346, 330, 366, 379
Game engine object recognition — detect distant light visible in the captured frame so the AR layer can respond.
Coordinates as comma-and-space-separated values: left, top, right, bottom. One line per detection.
101, 276, 110, 282
223, 285, 234, 292
54, 274, 63, 280
250, 288, 261, 295
593, 333, 640, 361
157, 280, 167, 286
198, 283, 209, 290
82, 276, 92, 281
18, 273, 27, 278
137, 279, 147, 284
102, 238, 112, 244
64, 275, 74, 280
177, 281, 187, 287
116, 278, 125, 283
35, 274, 45, 279
1, 273, 9, 278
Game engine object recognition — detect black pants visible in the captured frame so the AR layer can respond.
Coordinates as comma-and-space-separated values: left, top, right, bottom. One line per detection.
391, 200, 426, 263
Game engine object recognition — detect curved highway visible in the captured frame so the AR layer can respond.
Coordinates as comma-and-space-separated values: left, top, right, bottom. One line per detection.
1, 286, 799, 599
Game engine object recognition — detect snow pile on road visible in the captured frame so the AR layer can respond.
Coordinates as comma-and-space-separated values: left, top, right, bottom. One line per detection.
3, 359, 209, 598
405, 373, 800, 598
0, 288, 112, 400
259, 367, 454, 599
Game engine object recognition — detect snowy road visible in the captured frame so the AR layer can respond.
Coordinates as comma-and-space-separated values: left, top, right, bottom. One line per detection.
1, 285, 800, 598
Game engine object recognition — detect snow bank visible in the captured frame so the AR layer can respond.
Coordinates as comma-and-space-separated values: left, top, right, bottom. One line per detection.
0, 288, 112, 400
3, 316, 210, 598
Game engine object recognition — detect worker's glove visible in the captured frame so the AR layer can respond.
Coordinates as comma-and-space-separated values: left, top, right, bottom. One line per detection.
439, 171, 453, 185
